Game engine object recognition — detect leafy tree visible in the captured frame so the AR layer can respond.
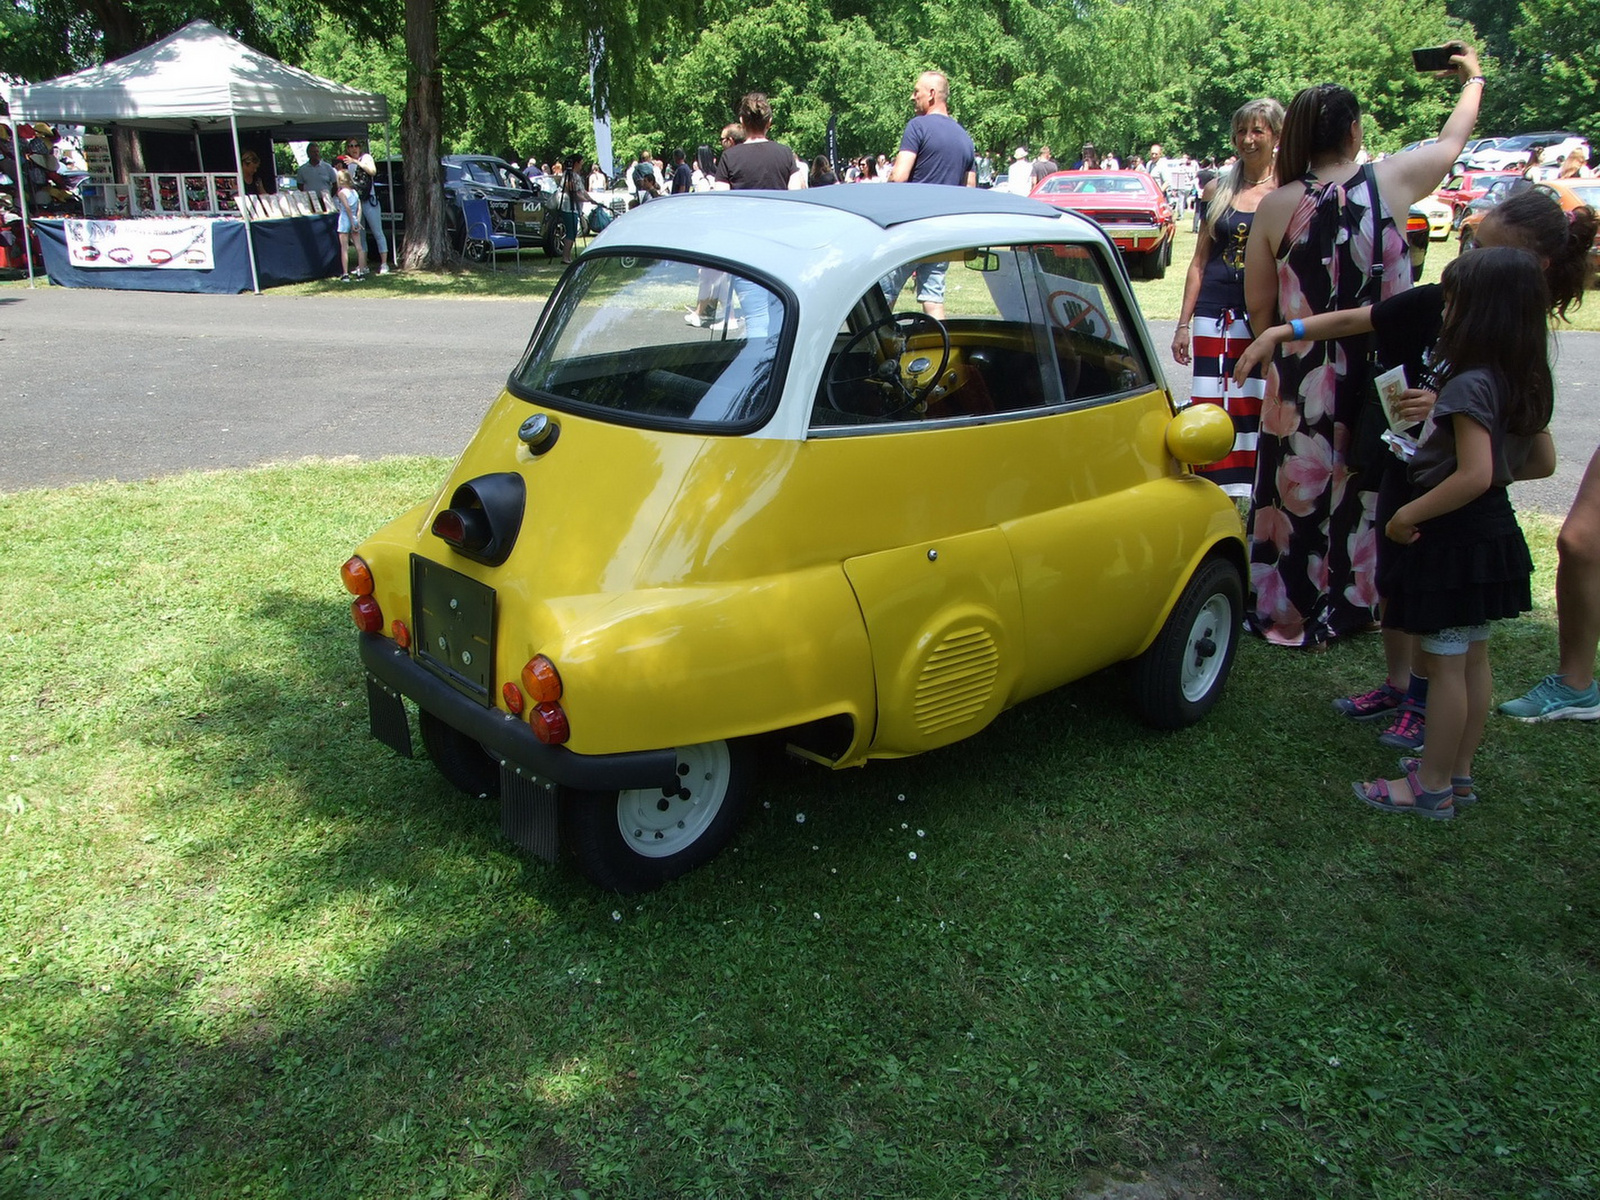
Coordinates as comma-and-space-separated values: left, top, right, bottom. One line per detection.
1497, 0, 1598, 141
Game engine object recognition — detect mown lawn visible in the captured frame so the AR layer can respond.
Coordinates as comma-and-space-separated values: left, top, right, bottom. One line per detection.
1, 460, 1596, 1199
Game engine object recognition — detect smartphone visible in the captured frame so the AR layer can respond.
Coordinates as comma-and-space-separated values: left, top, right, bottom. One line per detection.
1411, 42, 1463, 72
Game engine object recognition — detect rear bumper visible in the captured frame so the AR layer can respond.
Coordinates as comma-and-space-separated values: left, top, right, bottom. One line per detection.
358, 632, 681, 792
1104, 226, 1169, 251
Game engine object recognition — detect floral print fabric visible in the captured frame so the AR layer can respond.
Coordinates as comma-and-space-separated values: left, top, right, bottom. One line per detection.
1246, 167, 1411, 647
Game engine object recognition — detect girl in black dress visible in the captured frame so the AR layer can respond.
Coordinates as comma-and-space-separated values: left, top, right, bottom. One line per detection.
1353, 248, 1555, 818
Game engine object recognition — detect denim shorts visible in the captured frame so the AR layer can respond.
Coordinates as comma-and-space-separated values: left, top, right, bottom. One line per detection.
879, 260, 949, 307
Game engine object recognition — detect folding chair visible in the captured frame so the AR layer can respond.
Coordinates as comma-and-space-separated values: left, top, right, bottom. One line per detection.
460, 196, 520, 270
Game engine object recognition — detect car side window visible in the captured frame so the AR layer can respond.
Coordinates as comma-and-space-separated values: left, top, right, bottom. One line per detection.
809, 243, 1151, 433
1023, 243, 1152, 402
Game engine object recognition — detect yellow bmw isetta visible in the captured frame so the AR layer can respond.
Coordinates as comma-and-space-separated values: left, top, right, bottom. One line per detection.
343, 185, 1243, 892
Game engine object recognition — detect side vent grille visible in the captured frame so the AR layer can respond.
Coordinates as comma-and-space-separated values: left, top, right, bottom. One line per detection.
914, 627, 999, 734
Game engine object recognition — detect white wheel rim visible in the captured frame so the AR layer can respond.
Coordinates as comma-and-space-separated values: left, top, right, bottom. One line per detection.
615, 741, 730, 859
1181, 593, 1233, 702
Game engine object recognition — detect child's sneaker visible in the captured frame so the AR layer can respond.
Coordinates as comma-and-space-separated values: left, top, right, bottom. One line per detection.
1498, 674, 1600, 723
1377, 703, 1426, 751
1333, 681, 1404, 721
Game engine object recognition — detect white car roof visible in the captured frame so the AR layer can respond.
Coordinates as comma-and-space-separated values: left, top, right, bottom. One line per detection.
589, 185, 1107, 301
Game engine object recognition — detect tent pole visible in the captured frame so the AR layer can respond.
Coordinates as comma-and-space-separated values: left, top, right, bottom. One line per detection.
192, 122, 204, 170
228, 114, 261, 294
5, 115, 39, 288
383, 117, 394, 270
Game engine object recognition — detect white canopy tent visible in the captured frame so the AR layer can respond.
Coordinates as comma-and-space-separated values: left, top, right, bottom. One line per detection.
2, 19, 391, 290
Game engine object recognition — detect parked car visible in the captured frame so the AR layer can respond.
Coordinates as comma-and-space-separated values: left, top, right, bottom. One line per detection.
1466, 132, 1588, 172
1028, 170, 1176, 278
1405, 206, 1431, 280
1460, 179, 1600, 281
1454, 136, 1502, 169
1413, 193, 1453, 240
341, 185, 1246, 892
440, 154, 551, 255
1435, 169, 1521, 225
1455, 174, 1534, 236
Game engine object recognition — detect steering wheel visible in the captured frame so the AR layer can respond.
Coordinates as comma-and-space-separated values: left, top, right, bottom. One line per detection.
825, 311, 951, 418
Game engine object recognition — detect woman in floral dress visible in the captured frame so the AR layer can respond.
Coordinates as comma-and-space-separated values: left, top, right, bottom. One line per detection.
1241, 54, 1484, 647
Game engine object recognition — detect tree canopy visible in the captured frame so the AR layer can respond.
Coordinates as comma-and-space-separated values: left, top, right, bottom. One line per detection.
5, 0, 1594, 268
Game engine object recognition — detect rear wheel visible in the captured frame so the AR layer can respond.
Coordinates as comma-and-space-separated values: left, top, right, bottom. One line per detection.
1139, 239, 1169, 280
420, 709, 501, 799
1132, 558, 1242, 729
561, 739, 753, 893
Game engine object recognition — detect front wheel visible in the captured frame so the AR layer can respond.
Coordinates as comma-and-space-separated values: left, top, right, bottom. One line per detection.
1131, 558, 1242, 729
561, 740, 753, 893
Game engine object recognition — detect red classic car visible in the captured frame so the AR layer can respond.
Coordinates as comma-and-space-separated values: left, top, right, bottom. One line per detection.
1435, 169, 1521, 226
1029, 170, 1176, 279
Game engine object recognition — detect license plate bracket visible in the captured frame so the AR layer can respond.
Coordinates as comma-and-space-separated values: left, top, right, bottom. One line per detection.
411, 555, 495, 705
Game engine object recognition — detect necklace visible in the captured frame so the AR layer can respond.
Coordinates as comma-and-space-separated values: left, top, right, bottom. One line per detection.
1243, 175, 1271, 187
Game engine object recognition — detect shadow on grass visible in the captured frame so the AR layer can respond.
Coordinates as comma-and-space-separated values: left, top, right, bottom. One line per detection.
4, 492, 1597, 1197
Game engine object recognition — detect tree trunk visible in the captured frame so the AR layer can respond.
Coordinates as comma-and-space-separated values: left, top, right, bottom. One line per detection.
401, 0, 451, 270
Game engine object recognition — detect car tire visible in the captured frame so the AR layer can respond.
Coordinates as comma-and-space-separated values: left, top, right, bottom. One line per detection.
420, 709, 502, 799
541, 214, 561, 258
1131, 557, 1242, 729
560, 739, 753, 893
1140, 241, 1168, 280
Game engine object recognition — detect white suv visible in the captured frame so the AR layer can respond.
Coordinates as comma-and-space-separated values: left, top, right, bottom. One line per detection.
1467, 132, 1588, 172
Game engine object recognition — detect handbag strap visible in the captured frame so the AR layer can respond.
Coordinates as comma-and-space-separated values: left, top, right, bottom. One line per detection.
1360, 164, 1385, 303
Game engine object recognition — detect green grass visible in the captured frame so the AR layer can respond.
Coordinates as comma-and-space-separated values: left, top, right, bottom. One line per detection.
1, 460, 1597, 1198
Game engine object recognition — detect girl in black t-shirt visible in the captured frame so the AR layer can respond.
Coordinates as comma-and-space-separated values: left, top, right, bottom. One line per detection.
1352, 249, 1554, 818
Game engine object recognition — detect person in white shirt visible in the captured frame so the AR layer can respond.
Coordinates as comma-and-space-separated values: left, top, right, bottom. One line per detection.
1006, 147, 1033, 194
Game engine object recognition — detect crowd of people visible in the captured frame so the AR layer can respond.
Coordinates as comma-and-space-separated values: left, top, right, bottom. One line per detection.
1154, 44, 1599, 819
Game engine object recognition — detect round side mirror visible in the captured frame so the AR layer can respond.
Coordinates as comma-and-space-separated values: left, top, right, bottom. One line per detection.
1166, 402, 1236, 466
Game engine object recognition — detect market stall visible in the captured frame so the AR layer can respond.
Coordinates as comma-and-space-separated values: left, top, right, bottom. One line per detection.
2, 20, 390, 293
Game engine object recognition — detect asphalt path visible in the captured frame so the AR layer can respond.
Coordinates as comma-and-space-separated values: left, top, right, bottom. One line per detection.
1, 285, 1595, 516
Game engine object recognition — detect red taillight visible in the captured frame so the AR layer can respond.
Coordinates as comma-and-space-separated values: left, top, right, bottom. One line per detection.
501, 682, 524, 714
432, 509, 467, 545
520, 655, 563, 703
391, 619, 411, 649
341, 555, 373, 596
351, 594, 383, 633
432, 506, 491, 550
530, 702, 569, 745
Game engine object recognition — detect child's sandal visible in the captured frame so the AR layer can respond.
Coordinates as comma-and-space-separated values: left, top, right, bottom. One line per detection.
1399, 758, 1476, 806
1352, 764, 1456, 820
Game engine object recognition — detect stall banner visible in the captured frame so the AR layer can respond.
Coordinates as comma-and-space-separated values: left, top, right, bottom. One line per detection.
64, 219, 216, 270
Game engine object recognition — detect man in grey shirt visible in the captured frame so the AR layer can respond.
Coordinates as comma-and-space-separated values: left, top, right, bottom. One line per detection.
295, 141, 337, 196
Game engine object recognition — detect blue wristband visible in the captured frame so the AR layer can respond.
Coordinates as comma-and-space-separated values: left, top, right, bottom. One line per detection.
1289, 318, 1306, 339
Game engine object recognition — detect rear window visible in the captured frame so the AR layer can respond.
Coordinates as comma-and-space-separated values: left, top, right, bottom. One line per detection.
510, 255, 788, 432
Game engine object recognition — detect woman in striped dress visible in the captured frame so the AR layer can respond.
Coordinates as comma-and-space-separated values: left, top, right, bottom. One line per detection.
1171, 98, 1285, 499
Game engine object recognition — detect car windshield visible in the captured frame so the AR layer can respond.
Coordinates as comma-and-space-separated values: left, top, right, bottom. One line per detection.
459, 160, 527, 190
1040, 175, 1149, 196
511, 255, 787, 432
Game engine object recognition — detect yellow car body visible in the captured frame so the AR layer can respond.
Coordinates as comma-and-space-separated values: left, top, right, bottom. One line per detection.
346, 186, 1245, 891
